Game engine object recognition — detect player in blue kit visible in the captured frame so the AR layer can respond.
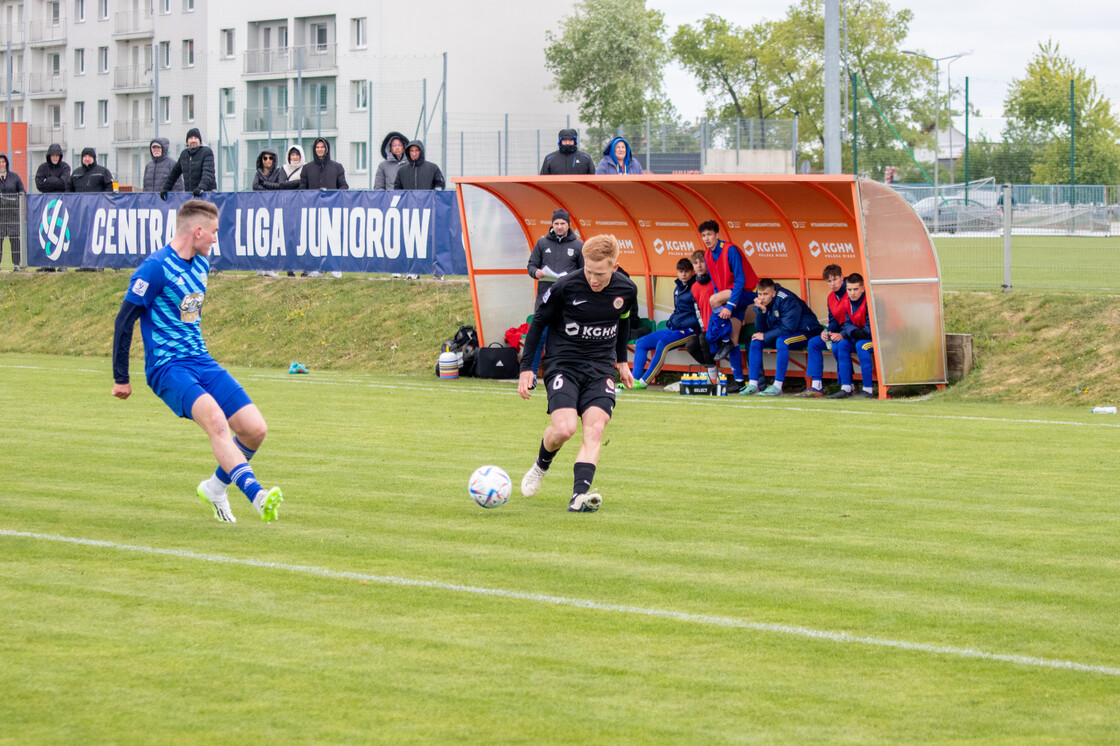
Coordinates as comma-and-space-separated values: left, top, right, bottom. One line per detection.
110, 199, 283, 523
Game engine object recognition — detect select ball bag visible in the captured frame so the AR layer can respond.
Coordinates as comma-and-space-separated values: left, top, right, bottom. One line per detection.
476, 343, 519, 379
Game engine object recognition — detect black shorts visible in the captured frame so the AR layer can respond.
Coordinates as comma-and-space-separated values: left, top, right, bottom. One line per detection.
544, 366, 617, 418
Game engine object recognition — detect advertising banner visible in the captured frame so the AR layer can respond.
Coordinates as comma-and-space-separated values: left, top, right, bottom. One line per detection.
24, 190, 467, 275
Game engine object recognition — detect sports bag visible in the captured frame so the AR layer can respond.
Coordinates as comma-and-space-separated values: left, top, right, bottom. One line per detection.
475, 343, 519, 379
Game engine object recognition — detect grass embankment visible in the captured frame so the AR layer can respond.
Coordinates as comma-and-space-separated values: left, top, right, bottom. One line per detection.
2, 272, 1120, 405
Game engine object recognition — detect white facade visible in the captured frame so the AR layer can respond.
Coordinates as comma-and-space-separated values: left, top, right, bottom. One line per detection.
0, 0, 581, 190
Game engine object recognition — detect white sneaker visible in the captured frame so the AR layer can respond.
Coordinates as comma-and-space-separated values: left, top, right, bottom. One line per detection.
329, 271, 342, 278
521, 463, 546, 497
197, 479, 236, 523
252, 486, 283, 523
568, 491, 602, 513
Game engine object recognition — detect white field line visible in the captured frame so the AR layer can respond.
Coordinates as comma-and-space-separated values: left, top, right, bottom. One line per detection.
3, 528, 1118, 678
4, 362, 1119, 430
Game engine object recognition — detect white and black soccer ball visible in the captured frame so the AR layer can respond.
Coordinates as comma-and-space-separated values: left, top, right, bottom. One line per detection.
469, 465, 511, 509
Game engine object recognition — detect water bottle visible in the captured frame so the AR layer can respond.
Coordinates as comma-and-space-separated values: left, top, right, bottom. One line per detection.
1090, 406, 1117, 414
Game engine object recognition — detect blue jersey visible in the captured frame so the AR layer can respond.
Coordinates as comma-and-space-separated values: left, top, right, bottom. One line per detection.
124, 245, 211, 375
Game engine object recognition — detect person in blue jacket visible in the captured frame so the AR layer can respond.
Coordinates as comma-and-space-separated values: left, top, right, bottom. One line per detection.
595, 136, 644, 174
825, 272, 875, 399
632, 258, 699, 388
743, 278, 823, 396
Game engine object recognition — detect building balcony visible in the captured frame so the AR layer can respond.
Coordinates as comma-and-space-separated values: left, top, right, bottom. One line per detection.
243, 106, 337, 133
113, 10, 154, 37
113, 65, 154, 92
28, 123, 65, 147
27, 19, 66, 46
113, 119, 150, 144
244, 43, 337, 76
292, 107, 337, 131
0, 25, 26, 46
245, 106, 292, 132
27, 71, 66, 97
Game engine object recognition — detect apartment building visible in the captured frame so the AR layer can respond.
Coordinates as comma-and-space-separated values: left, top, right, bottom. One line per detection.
0, 0, 580, 190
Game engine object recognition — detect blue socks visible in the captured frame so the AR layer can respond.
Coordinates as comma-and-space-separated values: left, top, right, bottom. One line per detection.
215, 437, 261, 503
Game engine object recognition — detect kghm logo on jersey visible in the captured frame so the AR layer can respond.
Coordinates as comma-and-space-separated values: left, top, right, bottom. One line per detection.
39, 199, 71, 262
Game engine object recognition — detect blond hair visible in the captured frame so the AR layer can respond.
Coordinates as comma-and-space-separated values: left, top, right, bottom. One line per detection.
582, 234, 620, 263
176, 199, 219, 229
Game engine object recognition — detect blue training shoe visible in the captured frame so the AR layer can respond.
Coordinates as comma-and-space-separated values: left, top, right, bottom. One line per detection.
289, 361, 309, 374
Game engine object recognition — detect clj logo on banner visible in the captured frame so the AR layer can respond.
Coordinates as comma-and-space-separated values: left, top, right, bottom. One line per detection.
39, 199, 71, 262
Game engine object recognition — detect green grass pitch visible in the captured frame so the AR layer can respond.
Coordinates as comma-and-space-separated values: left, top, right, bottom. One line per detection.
2, 353, 1119, 743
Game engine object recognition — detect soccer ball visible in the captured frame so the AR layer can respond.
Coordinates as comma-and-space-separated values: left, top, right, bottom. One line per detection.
469, 465, 511, 509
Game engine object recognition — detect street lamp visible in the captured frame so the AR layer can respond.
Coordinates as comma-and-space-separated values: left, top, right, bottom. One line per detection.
902, 49, 969, 233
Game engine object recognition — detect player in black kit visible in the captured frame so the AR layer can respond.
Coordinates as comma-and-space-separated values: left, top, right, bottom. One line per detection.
518, 234, 638, 512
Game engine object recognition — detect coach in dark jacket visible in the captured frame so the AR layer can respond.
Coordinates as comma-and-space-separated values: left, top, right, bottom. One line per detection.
66, 148, 114, 192
35, 143, 70, 193
539, 128, 594, 175
143, 138, 182, 193
162, 127, 215, 197
252, 147, 287, 190
393, 140, 445, 190
299, 137, 348, 190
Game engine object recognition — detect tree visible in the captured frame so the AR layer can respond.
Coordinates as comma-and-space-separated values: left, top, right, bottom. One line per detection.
1002, 40, 1120, 185
544, 0, 670, 140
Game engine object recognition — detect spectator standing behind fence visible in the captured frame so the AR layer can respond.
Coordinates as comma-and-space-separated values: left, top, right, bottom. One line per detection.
374, 131, 409, 190
300, 138, 348, 190
540, 128, 594, 175
0, 152, 25, 271
67, 148, 114, 192
251, 147, 285, 278
394, 141, 445, 190
595, 136, 644, 175
142, 138, 182, 194
35, 143, 70, 193
161, 128, 216, 198
282, 145, 305, 187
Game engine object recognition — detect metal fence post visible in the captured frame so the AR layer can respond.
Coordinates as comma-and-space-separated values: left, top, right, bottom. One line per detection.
1002, 183, 1013, 292
460, 131, 464, 177
504, 114, 509, 175
736, 118, 740, 167
645, 116, 650, 172
368, 80, 373, 189
536, 129, 540, 171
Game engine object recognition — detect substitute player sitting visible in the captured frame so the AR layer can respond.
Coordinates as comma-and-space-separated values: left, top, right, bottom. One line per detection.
801, 264, 847, 398
825, 272, 876, 399
518, 234, 638, 513
632, 257, 699, 389
743, 278, 823, 396
111, 199, 283, 523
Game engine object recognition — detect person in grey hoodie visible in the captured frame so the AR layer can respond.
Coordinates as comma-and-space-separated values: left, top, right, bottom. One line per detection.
35, 143, 70, 193
393, 141, 445, 190
374, 131, 409, 190
142, 138, 182, 193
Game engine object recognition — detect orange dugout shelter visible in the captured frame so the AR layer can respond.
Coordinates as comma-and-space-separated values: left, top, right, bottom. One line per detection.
453, 175, 947, 398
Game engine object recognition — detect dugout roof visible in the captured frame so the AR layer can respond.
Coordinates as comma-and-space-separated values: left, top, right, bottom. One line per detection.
453, 175, 946, 392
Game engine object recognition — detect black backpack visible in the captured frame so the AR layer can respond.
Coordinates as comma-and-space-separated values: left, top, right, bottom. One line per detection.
435, 325, 480, 377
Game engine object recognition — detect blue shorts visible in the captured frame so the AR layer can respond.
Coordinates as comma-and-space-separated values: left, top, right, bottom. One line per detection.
147, 356, 252, 420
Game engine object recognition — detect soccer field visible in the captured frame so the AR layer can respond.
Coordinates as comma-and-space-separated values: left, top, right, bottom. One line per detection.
2, 353, 1119, 744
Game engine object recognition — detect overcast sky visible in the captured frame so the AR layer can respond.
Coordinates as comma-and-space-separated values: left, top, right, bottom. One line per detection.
649, 0, 1120, 137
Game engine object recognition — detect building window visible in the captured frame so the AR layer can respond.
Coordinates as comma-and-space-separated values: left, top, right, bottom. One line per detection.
182, 0, 193, 11
350, 80, 367, 111
221, 28, 234, 58
159, 41, 170, 69
75, 0, 84, 22
74, 48, 84, 75
49, 53, 61, 76
351, 18, 366, 49
98, 99, 108, 127
277, 25, 288, 49
98, 0, 108, 20
159, 95, 170, 123
159, 0, 169, 14
311, 23, 327, 53
49, 1, 61, 25
98, 46, 108, 73
182, 94, 194, 122
351, 141, 368, 173
220, 145, 235, 175
75, 100, 85, 128
221, 87, 235, 117
182, 39, 194, 67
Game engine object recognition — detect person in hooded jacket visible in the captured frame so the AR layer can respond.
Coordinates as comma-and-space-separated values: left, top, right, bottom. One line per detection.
142, 138, 182, 193
35, 144, 70, 193
595, 136, 644, 175
393, 141, 445, 190
0, 152, 25, 270
540, 128, 593, 175
374, 131, 409, 190
66, 148, 114, 192
281, 145, 305, 187
251, 147, 286, 191
299, 137, 348, 190
161, 127, 216, 197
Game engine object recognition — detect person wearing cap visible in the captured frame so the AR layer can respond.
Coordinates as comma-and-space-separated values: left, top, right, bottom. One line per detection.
161, 127, 216, 198
523, 208, 584, 381
540, 128, 594, 176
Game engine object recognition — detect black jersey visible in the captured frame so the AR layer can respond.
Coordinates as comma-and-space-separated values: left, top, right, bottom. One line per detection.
520, 268, 638, 376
